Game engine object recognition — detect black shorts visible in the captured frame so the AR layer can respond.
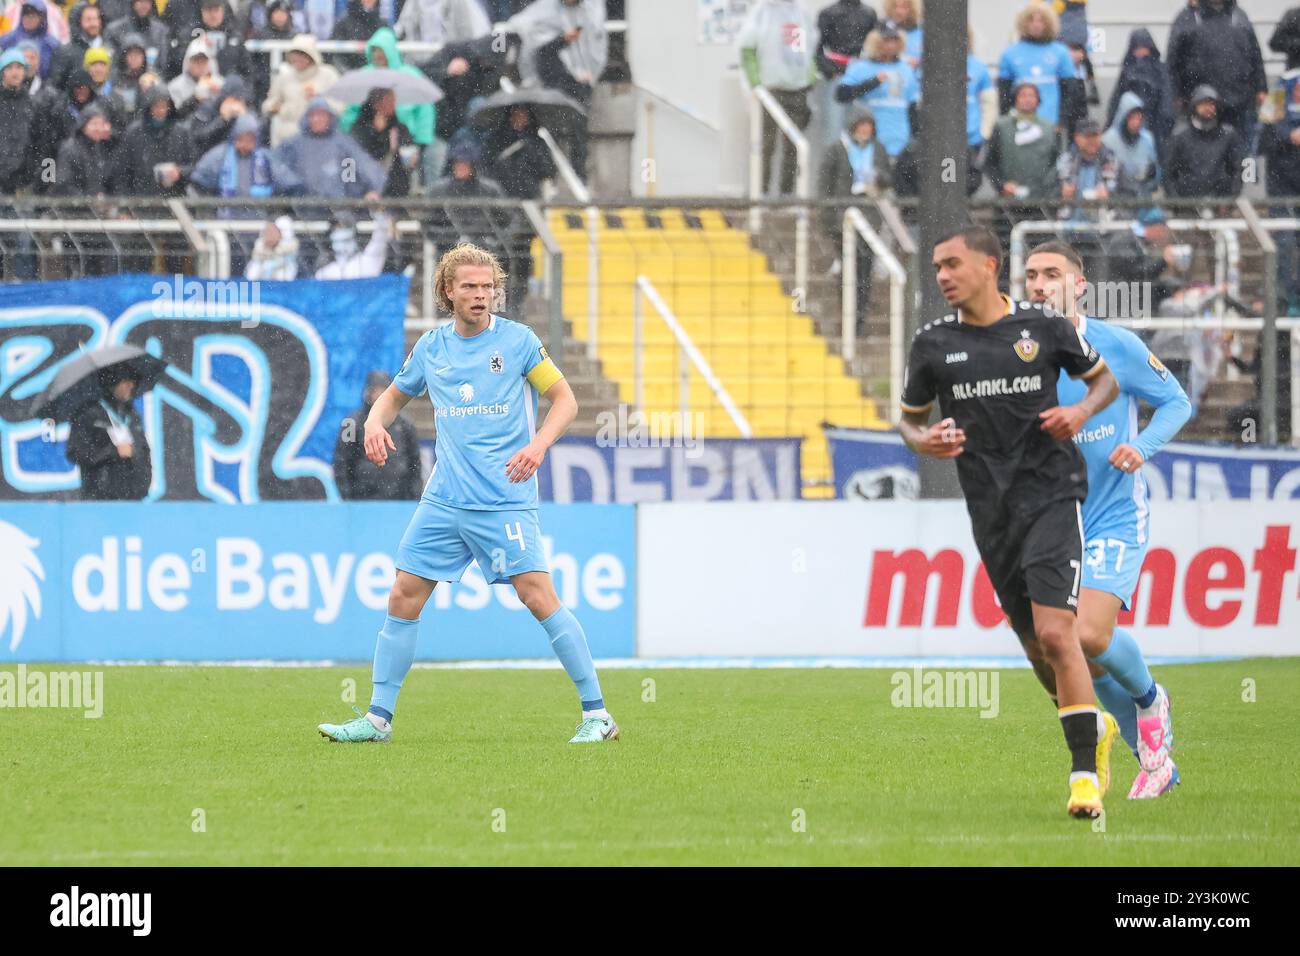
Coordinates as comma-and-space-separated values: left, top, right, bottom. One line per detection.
970, 498, 1084, 639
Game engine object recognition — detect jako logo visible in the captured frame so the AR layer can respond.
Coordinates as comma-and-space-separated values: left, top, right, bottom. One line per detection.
0, 519, 43, 651
459, 383, 475, 403
50, 886, 151, 936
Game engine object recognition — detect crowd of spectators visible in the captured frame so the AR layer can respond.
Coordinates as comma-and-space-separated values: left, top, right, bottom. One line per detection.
0, 0, 615, 281
756, 0, 1300, 339
765, 0, 1284, 210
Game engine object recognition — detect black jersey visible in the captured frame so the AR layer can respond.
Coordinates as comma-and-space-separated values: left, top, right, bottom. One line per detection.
900, 296, 1106, 514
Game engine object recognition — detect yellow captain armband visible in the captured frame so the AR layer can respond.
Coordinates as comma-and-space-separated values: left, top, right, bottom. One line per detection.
526, 357, 564, 393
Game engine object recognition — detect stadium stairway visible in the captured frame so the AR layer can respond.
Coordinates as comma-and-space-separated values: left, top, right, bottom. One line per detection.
532, 207, 888, 497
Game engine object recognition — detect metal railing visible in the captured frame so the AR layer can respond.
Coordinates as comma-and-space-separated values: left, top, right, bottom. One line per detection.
633, 275, 752, 438
746, 84, 810, 299
521, 199, 564, 358
5, 195, 1296, 449
1108, 317, 1300, 450
245, 19, 628, 72
1008, 217, 1245, 304
842, 206, 907, 419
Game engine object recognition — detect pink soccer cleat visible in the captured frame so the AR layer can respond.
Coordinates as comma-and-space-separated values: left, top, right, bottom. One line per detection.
1128, 758, 1181, 799
1135, 684, 1173, 772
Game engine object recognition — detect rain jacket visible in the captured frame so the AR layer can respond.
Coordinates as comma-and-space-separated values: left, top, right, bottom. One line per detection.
0, 0, 62, 77
1104, 28, 1174, 153
507, 0, 608, 90
191, 109, 303, 204
54, 101, 126, 195
105, 3, 169, 76
1165, 85, 1244, 197
262, 32, 339, 146
67, 392, 152, 500
271, 93, 383, 197
0, 47, 37, 192
1167, 0, 1265, 112
245, 214, 300, 280
1102, 90, 1160, 199
167, 36, 222, 115
117, 83, 194, 195
48, 1, 110, 91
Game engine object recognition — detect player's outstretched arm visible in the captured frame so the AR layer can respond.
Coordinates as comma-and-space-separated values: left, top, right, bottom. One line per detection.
364, 384, 414, 467
506, 378, 577, 483
898, 409, 965, 459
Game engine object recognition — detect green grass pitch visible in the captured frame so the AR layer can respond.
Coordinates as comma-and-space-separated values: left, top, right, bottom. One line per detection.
2, 659, 1297, 865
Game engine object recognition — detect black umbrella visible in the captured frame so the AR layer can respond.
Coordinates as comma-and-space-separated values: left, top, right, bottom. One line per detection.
31, 345, 169, 422
469, 88, 587, 135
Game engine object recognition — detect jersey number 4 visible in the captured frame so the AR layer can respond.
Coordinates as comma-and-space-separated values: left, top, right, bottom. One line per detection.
505, 522, 526, 551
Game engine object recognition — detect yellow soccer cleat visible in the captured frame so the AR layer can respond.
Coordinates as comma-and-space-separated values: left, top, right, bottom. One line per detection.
1096, 711, 1120, 796
1067, 777, 1104, 819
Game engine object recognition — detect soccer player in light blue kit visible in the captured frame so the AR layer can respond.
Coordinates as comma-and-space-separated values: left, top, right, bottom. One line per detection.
318, 244, 618, 745
1025, 241, 1190, 799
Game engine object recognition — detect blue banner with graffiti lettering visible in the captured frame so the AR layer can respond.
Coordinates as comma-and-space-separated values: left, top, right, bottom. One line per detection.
0, 502, 634, 662
826, 426, 1300, 500
0, 274, 408, 502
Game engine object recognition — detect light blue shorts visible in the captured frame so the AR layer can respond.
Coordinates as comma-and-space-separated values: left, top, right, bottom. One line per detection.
1080, 514, 1146, 611
396, 499, 549, 585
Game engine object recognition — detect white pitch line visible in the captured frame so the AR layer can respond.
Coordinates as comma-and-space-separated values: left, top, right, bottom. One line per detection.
44, 655, 1239, 670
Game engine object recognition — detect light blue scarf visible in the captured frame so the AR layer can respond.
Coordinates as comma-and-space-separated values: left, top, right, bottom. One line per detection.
841, 133, 877, 190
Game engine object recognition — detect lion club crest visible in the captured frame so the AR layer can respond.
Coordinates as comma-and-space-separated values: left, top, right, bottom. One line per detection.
1013, 329, 1039, 363
489, 351, 504, 373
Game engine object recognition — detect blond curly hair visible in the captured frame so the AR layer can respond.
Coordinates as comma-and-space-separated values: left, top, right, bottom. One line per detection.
433, 243, 508, 314
1015, 1, 1060, 42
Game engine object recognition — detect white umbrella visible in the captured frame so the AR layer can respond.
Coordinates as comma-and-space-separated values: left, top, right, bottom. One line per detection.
328, 68, 443, 106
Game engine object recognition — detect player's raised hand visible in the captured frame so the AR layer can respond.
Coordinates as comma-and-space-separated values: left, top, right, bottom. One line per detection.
1108, 442, 1145, 473
364, 421, 397, 467
1039, 405, 1087, 441
912, 417, 965, 459
505, 441, 546, 482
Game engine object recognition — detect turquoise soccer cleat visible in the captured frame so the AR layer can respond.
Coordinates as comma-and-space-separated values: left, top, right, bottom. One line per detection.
568, 715, 619, 743
318, 705, 392, 743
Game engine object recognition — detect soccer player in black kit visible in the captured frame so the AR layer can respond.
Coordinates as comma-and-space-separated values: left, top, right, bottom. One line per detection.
898, 226, 1121, 819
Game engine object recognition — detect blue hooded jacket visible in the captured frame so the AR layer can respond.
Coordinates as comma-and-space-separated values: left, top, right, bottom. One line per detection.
271, 95, 384, 198
1103, 90, 1161, 199
0, 0, 61, 77
192, 111, 304, 207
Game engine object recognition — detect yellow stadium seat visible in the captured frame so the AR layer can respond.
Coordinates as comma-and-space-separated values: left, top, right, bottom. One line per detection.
544, 207, 886, 493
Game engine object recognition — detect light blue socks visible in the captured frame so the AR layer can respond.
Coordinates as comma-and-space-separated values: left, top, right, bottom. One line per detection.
541, 606, 603, 709
369, 613, 419, 722
1092, 627, 1158, 755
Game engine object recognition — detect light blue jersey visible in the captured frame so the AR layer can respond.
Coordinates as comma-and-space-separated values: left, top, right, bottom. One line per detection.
902, 27, 923, 68
838, 57, 919, 156
394, 313, 560, 511
1058, 315, 1191, 605
997, 39, 1075, 126
967, 54, 992, 146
